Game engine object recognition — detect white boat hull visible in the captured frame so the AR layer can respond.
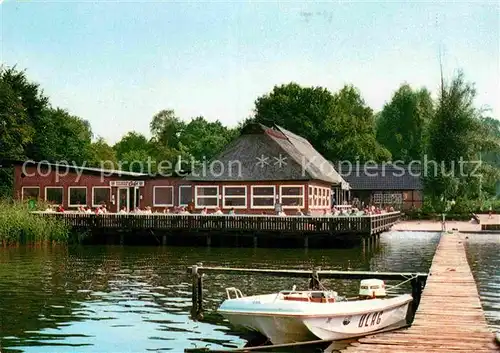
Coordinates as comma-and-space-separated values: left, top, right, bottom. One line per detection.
219, 294, 412, 344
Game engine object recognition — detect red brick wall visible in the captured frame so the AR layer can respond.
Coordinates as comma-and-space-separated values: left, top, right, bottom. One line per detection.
13, 164, 334, 214
14, 165, 145, 212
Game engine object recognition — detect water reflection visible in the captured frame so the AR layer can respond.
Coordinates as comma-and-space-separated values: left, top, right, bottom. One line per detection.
465, 233, 500, 331
0, 232, 453, 352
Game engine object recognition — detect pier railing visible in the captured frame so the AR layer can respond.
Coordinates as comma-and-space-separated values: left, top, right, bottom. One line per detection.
33, 211, 400, 235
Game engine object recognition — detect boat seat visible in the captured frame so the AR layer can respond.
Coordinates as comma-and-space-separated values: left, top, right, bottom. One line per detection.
283, 292, 335, 303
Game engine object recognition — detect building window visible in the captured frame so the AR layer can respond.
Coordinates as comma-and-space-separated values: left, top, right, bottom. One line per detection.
92, 187, 111, 207
153, 186, 174, 207
22, 187, 40, 200
280, 185, 304, 208
45, 187, 63, 205
68, 187, 87, 207
179, 185, 192, 206
308, 186, 313, 208
392, 193, 403, 204
313, 187, 318, 207
251, 186, 275, 208
223, 186, 247, 208
195, 186, 219, 208
373, 193, 382, 204
383, 193, 392, 203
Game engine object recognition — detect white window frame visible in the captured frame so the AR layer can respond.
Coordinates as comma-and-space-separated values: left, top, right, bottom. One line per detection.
21, 186, 40, 201
250, 185, 276, 209
153, 186, 174, 207
222, 185, 247, 209
178, 185, 192, 206
68, 186, 87, 207
279, 185, 305, 209
92, 186, 111, 207
195, 185, 219, 209
308, 186, 332, 209
373, 193, 382, 204
45, 186, 64, 205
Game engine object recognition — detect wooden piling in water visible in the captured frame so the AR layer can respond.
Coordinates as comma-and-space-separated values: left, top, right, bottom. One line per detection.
341, 232, 497, 353
190, 263, 204, 320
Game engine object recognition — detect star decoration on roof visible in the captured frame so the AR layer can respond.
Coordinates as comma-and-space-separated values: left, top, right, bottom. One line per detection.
273, 154, 287, 168
255, 154, 270, 168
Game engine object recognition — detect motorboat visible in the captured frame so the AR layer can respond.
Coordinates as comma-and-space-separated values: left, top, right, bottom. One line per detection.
217, 279, 413, 344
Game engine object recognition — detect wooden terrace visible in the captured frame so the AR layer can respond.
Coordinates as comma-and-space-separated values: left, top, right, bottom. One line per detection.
33, 211, 401, 247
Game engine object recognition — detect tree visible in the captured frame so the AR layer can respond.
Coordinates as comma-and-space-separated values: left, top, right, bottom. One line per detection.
179, 116, 238, 162
112, 132, 153, 173
253, 82, 391, 162
0, 79, 33, 159
0, 67, 49, 161
376, 84, 434, 162
425, 71, 497, 207
113, 132, 152, 161
150, 109, 184, 150
34, 108, 94, 165
329, 85, 391, 162
89, 137, 118, 169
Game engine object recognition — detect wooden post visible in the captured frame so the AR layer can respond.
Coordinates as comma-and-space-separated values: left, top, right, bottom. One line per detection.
206, 235, 211, 247
304, 236, 309, 249
162, 235, 167, 246
309, 267, 320, 290
408, 277, 423, 323
120, 233, 124, 245
196, 262, 204, 320
191, 264, 199, 320
253, 235, 258, 248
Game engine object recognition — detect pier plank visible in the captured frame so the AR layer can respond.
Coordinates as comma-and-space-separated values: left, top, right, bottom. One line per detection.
340, 233, 497, 353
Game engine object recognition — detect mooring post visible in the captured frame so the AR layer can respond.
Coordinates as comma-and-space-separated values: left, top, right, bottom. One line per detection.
206, 235, 211, 247
309, 267, 320, 290
196, 262, 204, 320
119, 233, 124, 245
304, 235, 309, 249
409, 277, 422, 322
253, 235, 258, 248
191, 264, 199, 320
162, 235, 167, 246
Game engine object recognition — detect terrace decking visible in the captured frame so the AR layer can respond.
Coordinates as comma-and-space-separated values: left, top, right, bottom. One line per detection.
33, 211, 401, 247
341, 232, 497, 353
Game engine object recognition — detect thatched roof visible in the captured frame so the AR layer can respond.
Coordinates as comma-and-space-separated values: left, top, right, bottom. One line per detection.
187, 123, 348, 185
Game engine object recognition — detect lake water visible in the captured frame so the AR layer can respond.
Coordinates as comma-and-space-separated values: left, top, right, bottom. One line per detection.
0, 231, 497, 353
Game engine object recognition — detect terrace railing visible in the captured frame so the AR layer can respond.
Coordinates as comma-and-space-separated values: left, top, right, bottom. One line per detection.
33, 211, 401, 235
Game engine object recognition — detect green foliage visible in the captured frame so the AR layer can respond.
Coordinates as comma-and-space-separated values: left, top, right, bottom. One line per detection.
425, 71, 500, 208
0, 199, 69, 245
34, 108, 95, 164
0, 79, 33, 159
0, 66, 50, 160
252, 82, 391, 162
179, 116, 239, 162
376, 84, 433, 162
89, 137, 118, 168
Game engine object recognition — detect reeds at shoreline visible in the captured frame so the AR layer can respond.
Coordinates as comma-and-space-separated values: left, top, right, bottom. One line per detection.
0, 199, 69, 246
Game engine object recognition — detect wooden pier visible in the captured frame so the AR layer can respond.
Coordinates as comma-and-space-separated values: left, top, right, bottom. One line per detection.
34, 211, 400, 248
340, 232, 497, 353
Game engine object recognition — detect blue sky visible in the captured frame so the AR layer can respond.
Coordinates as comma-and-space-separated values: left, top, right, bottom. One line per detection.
2, 0, 499, 144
